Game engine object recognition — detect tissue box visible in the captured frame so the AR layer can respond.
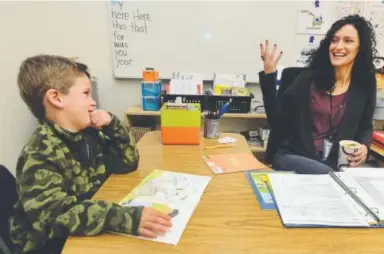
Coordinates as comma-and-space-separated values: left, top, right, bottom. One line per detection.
160, 103, 201, 145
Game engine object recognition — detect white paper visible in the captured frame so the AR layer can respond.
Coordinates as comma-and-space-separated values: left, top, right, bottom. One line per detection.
333, 1, 366, 21
268, 174, 370, 227
172, 72, 205, 81
169, 79, 202, 95
217, 137, 237, 144
336, 168, 384, 221
341, 167, 384, 174
213, 73, 246, 87
119, 170, 211, 245
365, 1, 384, 56
296, 1, 334, 35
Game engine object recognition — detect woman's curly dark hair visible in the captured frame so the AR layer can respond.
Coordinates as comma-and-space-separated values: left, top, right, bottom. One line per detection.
306, 14, 378, 92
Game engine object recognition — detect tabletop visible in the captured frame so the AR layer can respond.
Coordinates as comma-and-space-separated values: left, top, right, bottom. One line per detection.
62, 131, 384, 254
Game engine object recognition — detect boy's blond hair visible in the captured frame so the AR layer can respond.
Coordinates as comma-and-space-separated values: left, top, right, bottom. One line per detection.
17, 55, 88, 123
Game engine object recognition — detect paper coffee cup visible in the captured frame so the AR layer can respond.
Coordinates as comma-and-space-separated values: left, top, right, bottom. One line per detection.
338, 140, 361, 171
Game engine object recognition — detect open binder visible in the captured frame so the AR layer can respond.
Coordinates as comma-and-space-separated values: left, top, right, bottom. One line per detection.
267, 168, 384, 228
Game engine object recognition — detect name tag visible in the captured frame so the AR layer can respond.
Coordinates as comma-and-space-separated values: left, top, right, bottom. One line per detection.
323, 139, 333, 161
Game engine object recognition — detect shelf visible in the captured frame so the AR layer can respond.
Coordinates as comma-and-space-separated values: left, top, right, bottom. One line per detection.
125, 105, 161, 116
125, 105, 267, 119
221, 112, 266, 119
125, 105, 268, 154
371, 143, 384, 158
249, 146, 266, 152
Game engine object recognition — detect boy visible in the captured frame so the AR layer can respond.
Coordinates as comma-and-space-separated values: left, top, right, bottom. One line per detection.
9, 55, 172, 253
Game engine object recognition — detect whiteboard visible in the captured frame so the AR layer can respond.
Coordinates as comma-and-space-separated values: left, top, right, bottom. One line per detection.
107, 1, 384, 81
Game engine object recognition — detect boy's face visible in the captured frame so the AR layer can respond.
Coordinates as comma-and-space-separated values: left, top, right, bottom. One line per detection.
61, 75, 96, 131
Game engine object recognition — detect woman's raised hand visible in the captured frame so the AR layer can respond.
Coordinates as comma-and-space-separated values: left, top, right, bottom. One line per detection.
260, 40, 283, 74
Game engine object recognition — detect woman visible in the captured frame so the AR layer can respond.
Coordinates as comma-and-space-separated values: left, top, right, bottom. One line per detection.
259, 15, 377, 174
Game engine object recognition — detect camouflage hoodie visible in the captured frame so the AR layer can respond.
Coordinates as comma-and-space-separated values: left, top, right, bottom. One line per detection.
9, 114, 142, 253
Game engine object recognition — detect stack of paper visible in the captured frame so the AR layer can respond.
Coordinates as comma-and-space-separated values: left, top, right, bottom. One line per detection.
267, 171, 384, 228
213, 73, 247, 95
169, 72, 204, 95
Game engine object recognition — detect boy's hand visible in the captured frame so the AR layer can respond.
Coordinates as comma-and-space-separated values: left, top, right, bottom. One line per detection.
90, 110, 112, 129
138, 207, 172, 238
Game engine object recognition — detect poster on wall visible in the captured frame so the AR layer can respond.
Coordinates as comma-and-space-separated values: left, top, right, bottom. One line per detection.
293, 35, 324, 67
365, 0, 384, 56
296, 1, 334, 35
333, 1, 366, 21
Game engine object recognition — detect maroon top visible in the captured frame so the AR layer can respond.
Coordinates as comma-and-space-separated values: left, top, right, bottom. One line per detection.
310, 84, 348, 153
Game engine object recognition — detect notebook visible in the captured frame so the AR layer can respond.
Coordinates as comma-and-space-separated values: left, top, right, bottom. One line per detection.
267, 168, 384, 228
113, 169, 211, 244
373, 130, 384, 146
202, 152, 268, 175
246, 170, 293, 210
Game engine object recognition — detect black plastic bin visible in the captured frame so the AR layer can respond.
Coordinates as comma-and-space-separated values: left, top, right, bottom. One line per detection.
206, 94, 253, 113
161, 93, 253, 113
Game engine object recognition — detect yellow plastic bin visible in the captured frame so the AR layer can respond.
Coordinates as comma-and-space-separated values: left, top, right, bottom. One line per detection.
160, 103, 201, 145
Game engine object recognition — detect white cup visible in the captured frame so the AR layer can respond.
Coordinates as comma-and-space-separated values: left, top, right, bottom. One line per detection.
338, 140, 361, 171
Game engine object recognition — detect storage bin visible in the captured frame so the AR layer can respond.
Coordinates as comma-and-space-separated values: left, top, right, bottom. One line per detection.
206, 94, 253, 113
161, 94, 205, 112
160, 103, 201, 145
142, 96, 160, 111
142, 81, 161, 96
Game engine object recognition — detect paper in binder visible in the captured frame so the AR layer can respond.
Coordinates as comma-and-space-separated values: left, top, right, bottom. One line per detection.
267, 168, 384, 228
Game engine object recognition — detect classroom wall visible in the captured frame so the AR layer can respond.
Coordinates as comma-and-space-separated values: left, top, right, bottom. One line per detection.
0, 1, 262, 175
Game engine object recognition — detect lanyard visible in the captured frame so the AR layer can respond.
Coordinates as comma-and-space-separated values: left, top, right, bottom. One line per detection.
312, 90, 347, 142
328, 91, 346, 141
328, 91, 334, 141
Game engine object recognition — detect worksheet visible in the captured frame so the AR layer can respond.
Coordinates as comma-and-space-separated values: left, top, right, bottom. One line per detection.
117, 169, 211, 245
268, 174, 371, 227
335, 168, 384, 222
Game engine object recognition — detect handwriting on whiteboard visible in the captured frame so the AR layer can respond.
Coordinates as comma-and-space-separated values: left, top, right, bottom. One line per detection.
110, 1, 152, 68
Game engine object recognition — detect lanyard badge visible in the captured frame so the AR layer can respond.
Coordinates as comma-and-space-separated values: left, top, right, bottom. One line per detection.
322, 139, 333, 161
322, 90, 346, 161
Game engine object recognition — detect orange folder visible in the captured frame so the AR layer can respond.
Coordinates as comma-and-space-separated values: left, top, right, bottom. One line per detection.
203, 152, 269, 175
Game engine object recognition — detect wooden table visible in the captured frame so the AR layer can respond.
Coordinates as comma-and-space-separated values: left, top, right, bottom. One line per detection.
62, 131, 384, 254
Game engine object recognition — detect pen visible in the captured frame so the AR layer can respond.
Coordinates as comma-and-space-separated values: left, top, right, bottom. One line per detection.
204, 144, 234, 150
217, 100, 232, 118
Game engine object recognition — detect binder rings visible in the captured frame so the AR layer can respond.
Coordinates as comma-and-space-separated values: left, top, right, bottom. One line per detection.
267, 168, 384, 228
